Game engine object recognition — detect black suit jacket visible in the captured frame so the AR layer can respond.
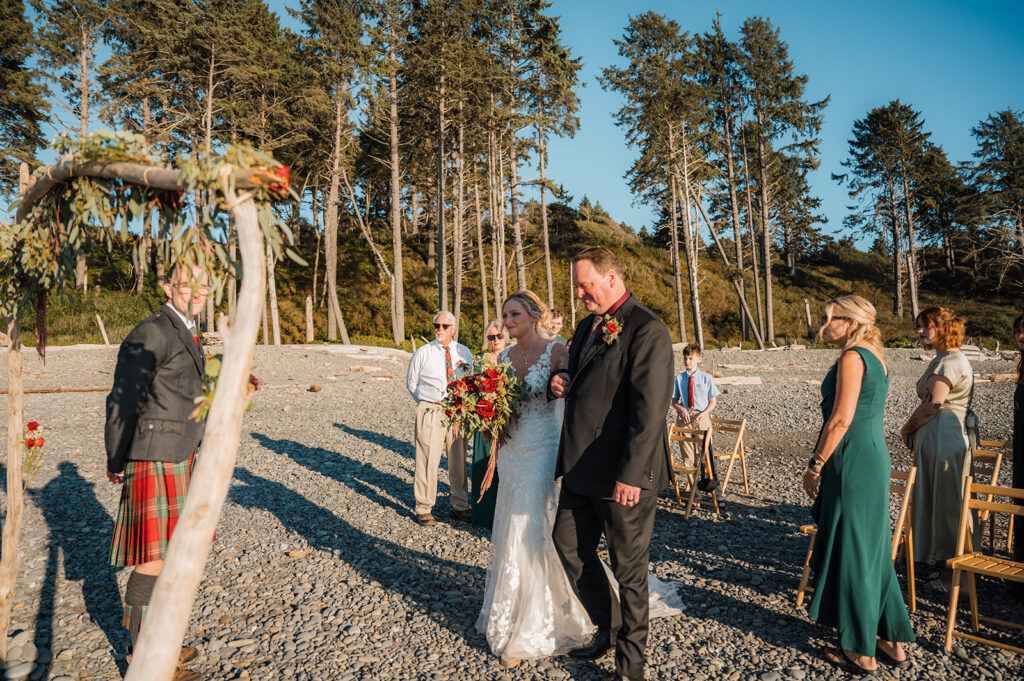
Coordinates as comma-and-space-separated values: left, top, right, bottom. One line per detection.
105, 305, 207, 474
555, 294, 674, 498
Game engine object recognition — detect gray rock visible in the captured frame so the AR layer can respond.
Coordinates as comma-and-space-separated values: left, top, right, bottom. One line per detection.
3, 662, 34, 680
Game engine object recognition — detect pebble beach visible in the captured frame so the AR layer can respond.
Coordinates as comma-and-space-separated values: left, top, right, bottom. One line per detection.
0, 343, 1021, 681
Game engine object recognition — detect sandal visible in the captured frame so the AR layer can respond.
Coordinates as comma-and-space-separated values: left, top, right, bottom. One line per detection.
875, 644, 910, 669
820, 645, 876, 675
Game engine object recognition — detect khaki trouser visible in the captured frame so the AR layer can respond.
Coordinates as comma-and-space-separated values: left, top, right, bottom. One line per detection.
675, 410, 712, 471
414, 401, 468, 515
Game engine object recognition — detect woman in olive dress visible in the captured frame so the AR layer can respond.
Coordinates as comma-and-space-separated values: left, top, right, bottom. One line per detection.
803, 295, 914, 674
900, 307, 976, 592
471, 321, 506, 529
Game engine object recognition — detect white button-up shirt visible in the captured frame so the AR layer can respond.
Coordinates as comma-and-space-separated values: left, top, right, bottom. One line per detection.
164, 303, 196, 331
406, 340, 474, 403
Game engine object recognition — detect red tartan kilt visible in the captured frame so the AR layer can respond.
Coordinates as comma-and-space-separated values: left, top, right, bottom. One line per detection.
110, 454, 202, 567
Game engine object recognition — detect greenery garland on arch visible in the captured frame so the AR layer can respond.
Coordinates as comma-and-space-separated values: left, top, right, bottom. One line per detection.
0, 130, 300, 681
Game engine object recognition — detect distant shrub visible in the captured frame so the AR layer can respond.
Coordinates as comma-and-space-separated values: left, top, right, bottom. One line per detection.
965, 313, 1014, 342
885, 336, 916, 348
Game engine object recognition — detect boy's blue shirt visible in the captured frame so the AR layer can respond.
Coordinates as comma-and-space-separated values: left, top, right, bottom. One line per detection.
672, 367, 720, 411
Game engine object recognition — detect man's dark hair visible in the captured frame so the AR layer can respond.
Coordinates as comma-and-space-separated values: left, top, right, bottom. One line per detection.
571, 247, 624, 277
682, 343, 702, 358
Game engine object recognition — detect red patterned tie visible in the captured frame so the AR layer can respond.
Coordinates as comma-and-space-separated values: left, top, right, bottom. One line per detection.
191, 328, 200, 347
444, 345, 454, 384
687, 373, 695, 410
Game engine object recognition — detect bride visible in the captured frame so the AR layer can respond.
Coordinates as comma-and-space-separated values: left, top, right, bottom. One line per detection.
476, 291, 680, 669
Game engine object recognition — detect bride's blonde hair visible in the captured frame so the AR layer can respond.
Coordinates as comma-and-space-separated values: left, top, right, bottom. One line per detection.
819, 294, 885, 365
503, 290, 552, 336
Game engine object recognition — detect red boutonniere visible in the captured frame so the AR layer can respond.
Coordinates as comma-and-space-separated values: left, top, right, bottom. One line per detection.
601, 314, 623, 345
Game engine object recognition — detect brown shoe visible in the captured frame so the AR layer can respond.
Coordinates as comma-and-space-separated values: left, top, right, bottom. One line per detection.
173, 668, 201, 681
451, 509, 471, 522
415, 513, 436, 526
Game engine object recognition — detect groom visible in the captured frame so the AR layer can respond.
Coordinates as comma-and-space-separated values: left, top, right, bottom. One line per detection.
549, 247, 673, 681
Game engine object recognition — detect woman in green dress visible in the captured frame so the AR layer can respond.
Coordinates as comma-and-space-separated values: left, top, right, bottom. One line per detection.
471, 321, 506, 529
900, 307, 976, 592
803, 295, 915, 674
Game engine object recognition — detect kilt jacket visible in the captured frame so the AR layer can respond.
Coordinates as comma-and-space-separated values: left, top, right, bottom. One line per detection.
105, 304, 207, 474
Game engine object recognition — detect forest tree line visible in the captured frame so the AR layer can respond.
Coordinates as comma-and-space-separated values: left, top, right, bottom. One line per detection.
1, 1, 1022, 348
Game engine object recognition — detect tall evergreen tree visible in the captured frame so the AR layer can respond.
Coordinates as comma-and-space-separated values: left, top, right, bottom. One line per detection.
738, 16, 827, 341
0, 0, 49, 201
972, 109, 1024, 263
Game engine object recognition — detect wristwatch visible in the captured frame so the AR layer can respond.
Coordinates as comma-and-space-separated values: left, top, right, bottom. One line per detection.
808, 456, 824, 473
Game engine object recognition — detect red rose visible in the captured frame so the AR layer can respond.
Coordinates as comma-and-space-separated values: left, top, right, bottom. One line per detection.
26, 421, 39, 431
476, 399, 496, 418
481, 378, 499, 393
484, 368, 500, 380
447, 380, 466, 395
25, 437, 34, 448
35, 437, 43, 447
606, 322, 618, 333
445, 409, 453, 418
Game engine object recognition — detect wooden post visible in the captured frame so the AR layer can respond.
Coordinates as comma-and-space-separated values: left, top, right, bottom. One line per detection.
125, 176, 266, 681
0, 317, 24, 663
0, 164, 32, 656
411, 335, 417, 352
803, 299, 813, 339
305, 295, 314, 343
95, 314, 110, 345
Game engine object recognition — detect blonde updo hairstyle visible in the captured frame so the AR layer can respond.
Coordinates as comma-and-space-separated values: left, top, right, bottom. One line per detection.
480, 320, 505, 352
503, 290, 552, 337
819, 294, 885, 364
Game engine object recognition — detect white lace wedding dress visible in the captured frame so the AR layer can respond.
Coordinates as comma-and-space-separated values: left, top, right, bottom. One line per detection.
475, 342, 683, 660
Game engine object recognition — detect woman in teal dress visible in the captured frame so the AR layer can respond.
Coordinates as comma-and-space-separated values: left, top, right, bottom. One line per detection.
471, 321, 506, 529
803, 295, 915, 674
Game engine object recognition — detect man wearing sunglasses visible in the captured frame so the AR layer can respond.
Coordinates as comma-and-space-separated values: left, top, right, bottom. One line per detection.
405, 311, 474, 526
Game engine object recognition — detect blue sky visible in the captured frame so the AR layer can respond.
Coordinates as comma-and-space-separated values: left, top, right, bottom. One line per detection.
265, 0, 1024, 237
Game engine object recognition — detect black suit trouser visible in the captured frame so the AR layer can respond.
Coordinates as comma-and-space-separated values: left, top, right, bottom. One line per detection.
552, 483, 657, 679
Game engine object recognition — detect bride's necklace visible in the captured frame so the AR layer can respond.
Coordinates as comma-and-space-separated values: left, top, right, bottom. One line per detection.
517, 336, 544, 366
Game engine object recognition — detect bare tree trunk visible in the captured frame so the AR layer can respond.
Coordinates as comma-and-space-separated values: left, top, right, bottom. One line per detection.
740, 126, 764, 338
723, 113, 747, 342
900, 166, 920, 319
453, 120, 466, 333
756, 127, 774, 342
538, 129, 553, 308
124, 190, 265, 681
887, 176, 904, 317
487, 131, 502, 320
311, 185, 320, 305
437, 71, 448, 311
326, 89, 350, 343
266, 240, 280, 345
0, 318, 24, 661
667, 126, 687, 343
474, 182, 489, 328
496, 142, 509, 302
508, 135, 526, 291
678, 135, 704, 350
389, 35, 405, 344
75, 33, 89, 291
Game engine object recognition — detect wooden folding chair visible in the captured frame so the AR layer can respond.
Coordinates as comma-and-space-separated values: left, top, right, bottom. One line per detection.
972, 440, 1011, 555
796, 467, 918, 612
668, 425, 720, 518
944, 477, 1024, 654
710, 417, 749, 495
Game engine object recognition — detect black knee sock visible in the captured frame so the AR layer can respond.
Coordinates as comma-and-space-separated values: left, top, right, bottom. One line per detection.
124, 571, 158, 649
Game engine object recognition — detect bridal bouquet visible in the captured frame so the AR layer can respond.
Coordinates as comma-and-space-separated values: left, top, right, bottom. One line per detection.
440, 359, 531, 501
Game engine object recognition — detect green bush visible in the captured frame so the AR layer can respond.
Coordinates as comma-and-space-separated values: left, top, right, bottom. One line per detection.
965, 313, 1014, 342
885, 336, 917, 348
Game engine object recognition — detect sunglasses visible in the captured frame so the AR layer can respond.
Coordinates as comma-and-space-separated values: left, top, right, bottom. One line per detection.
821, 314, 852, 324
487, 333, 505, 341
434, 323, 452, 330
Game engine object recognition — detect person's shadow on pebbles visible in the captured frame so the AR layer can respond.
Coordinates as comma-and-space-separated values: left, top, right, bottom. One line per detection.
251, 432, 443, 519
333, 423, 415, 460
229, 467, 486, 640
28, 462, 128, 675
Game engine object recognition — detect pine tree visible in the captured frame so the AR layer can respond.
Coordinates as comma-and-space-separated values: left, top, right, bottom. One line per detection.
972, 110, 1024, 263
0, 0, 49, 201
738, 16, 827, 342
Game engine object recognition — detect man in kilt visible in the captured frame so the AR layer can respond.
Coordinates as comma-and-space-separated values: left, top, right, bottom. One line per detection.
106, 263, 210, 681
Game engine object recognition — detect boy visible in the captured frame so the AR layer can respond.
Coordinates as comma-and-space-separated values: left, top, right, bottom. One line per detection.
672, 343, 720, 492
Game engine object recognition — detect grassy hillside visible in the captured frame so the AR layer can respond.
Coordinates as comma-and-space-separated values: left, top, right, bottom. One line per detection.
19, 201, 1022, 352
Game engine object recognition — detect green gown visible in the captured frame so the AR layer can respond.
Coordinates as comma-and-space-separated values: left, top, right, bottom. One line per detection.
471, 431, 498, 529
808, 347, 915, 656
